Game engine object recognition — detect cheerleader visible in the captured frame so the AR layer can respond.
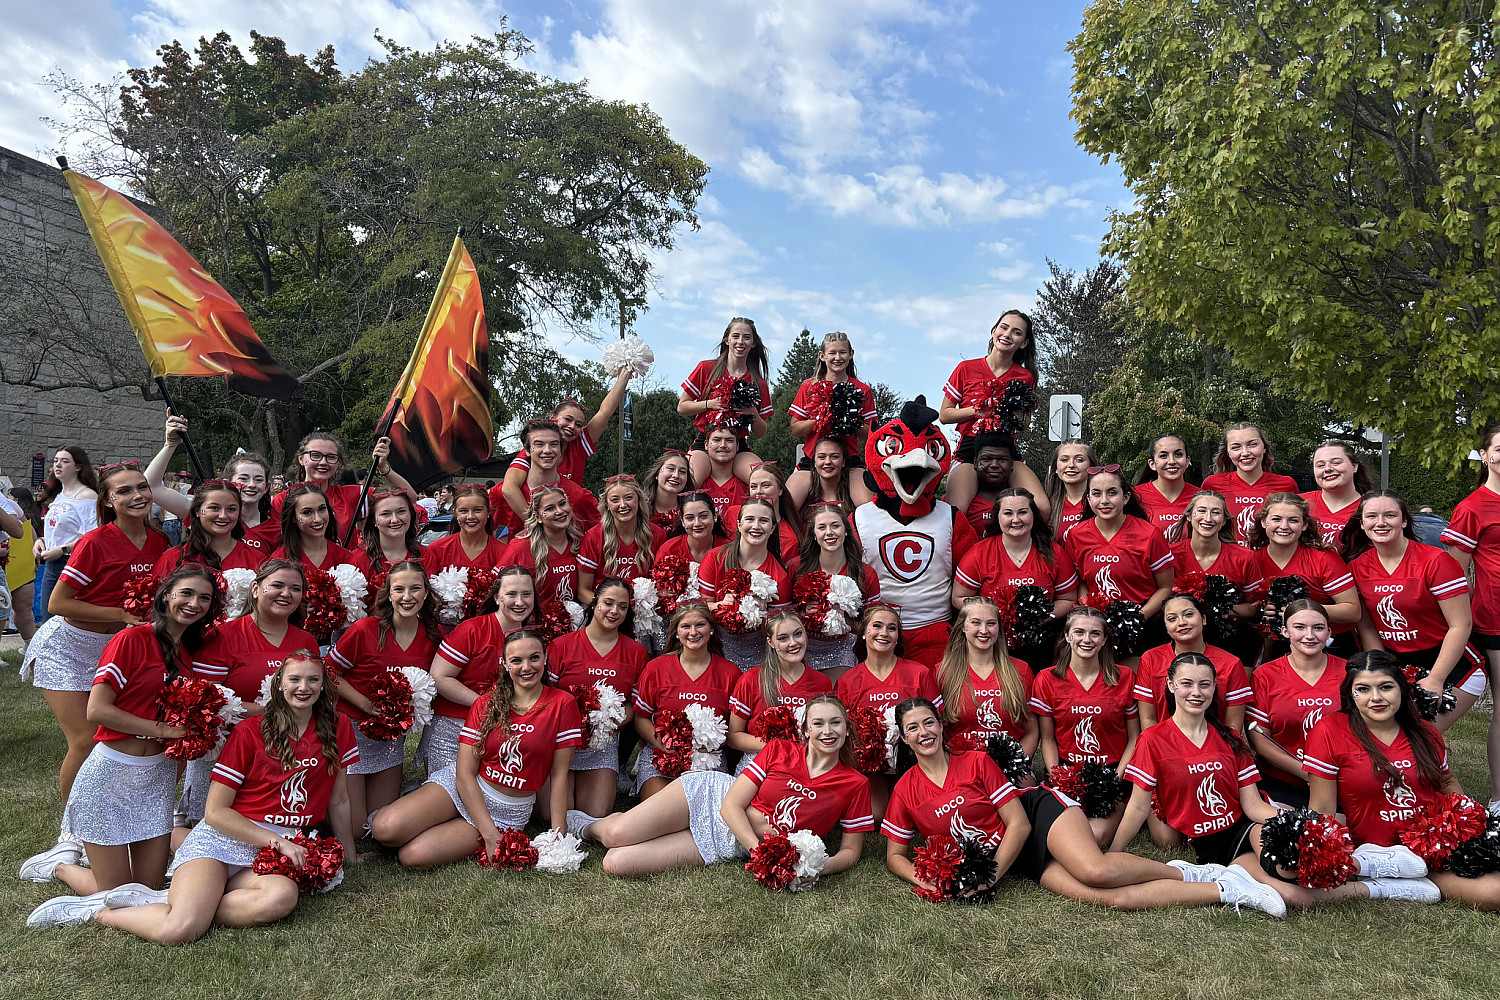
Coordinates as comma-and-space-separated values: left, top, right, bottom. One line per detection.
1166, 489, 1264, 663
1063, 465, 1175, 663
500, 486, 583, 605
497, 381, 631, 517
1304, 651, 1494, 908
491, 419, 601, 535
885, 698, 1278, 913
546, 578, 648, 816
784, 437, 876, 514
152, 482, 261, 576
421, 485, 507, 577
698, 426, 751, 521
270, 482, 372, 576
1134, 434, 1198, 539
724, 461, 802, 567
1134, 593, 1251, 731
1246, 600, 1345, 808
1303, 441, 1372, 544
629, 601, 740, 799
728, 612, 834, 774
792, 502, 881, 677
577, 475, 666, 603
427, 566, 541, 772
678, 317, 774, 486
270, 430, 416, 535
1045, 441, 1097, 536
1344, 491, 1484, 731
373, 629, 580, 866
1199, 422, 1299, 544
785, 331, 875, 498
33, 444, 98, 623
1248, 493, 1360, 654
327, 562, 444, 833
24, 461, 169, 834
698, 498, 794, 670
572, 694, 872, 879
938, 310, 1046, 514
1112, 652, 1375, 911
20, 566, 218, 896
937, 597, 1037, 760
29, 653, 358, 937
146, 417, 281, 554
655, 491, 723, 568
362, 489, 425, 576
1032, 606, 1139, 846
643, 449, 694, 532
959, 433, 1035, 536
835, 605, 941, 820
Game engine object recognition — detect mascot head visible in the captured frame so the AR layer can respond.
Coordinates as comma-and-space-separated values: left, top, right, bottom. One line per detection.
864, 395, 953, 520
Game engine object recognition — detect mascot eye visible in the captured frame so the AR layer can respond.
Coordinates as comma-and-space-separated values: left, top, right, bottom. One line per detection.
874, 435, 902, 458
926, 439, 948, 462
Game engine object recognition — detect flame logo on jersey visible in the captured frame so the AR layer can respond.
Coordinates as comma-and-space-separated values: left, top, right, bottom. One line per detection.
1376, 594, 1409, 631
1073, 715, 1100, 756
1195, 775, 1229, 818
555, 575, 575, 601
1094, 564, 1121, 601
976, 698, 1005, 732
279, 769, 308, 815
1384, 778, 1417, 810
496, 734, 524, 774
1235, 506, 1258, 540
771, 794, 802, 832
1301, 708, 1325, 739
950, 811, 999, 848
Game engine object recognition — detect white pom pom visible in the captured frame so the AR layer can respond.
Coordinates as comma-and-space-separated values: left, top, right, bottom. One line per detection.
632, 578, 662, 643
565, 600, 586, 631
686, 562, 701, 597
399, 667, 437, 729
691, 750, 722, 772
827, 574, 863, 617
531, 829, 588, 873
882, 705, 899, 770
590, 682, 628, 750
221, 568, 257, 620
684, 703, 727, 751
256, 672, 275, 707
738, 594, 765, 630
786, 828, 829, 891
794, 704, 807, 729
601, 336, 655, 379
749, 570, 778, 603
328, 563, 368, 625
820, 609, 848, 638
431, 567, 469, 625
317, 868, 344, 894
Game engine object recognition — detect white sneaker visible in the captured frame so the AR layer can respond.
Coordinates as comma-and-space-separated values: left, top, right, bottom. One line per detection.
57, 830, 84, 848
1366, 876, 1441, 903
1214, 864, 1287, 918
102, 882, 170, 909
1488, 800, 1500, 819
565, 809, 599, 841
1353, 843, 1428, 879
25, 890, 109, 929
18, 842, 82, 883
1168, 859, 1227, 883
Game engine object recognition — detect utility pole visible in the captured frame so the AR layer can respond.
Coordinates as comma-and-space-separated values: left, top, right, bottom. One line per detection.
617, 295, 645, 475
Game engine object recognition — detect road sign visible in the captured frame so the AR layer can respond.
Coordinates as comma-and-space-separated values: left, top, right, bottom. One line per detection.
1049, 394, 1083, 441
623, 393, 634, 442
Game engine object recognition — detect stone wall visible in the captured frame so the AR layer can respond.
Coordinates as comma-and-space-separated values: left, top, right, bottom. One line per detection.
0, 145, 164, 483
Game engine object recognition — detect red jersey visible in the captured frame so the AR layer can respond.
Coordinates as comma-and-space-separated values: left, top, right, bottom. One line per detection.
1169, 540, 1264, 600
489, 477, 601, 537
189, 615, 320, 700
942, 358, 1035, 440
239, 518, 282, 555
152, 541, 262, 578
458, 686, 582, 794
723, 504, 799, 566
701, 475, 750, 522
745, 739, 874, 836
434, 614, 511, 719
92, 626, 174, 742
1134, 643, 1252, 720
508, 427, 597, 485
631, 653, 740, 720
270, 541, 372, 577
836, 658, 943, 714
729, 664, 834, 722
577, 522, 667, 581
1302, 713, 1450, 847
681, 360, 774, 437
498, 535, 580, 605
787, 377, 876, 461
1251, 544, 1356, 633
955, 538, 1078, 602
1056, 497, 1086, 538
656, 533, 718, 567
1246, 654, 1346, 784
421, 533, 510, 578
1300, 491, 1361, 546
59, 522, 171, 608
1135, 481, 1199, 539
1443, 486, 1500, 633
965, 495, 995, 538
1199, 471, 1300, 543
327, 616, 442, 722
545, 629, 649, 700
1349, 542, 1468, 653
881, 749, 1020, 846
697, 546, 793, 608
270, 482, 365, 538
1030, 665, 1138, 764
1063, 516, 1174, 605
945, 659, 1034, 746
1125, 718, 1259, 837
212, 713, 359, 827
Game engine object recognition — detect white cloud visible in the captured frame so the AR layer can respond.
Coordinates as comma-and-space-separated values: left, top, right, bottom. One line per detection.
0, 2, 128, 155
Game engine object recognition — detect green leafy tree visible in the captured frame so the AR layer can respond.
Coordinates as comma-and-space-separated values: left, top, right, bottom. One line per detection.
586, 385, 698, 496
1071, 1, 1500, 469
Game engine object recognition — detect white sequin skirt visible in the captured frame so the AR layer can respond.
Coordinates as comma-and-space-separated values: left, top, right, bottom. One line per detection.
680, 769, 744, 865
417, 716, 464, 773
571, 736, 620, 773
65, 743, 176, 845
425, 765, 535, 830
169, 818, 296, 880
805, 634, 857, 672
718, 629, 768, 672
350, 727, 405, 775
22, 617, 112, 691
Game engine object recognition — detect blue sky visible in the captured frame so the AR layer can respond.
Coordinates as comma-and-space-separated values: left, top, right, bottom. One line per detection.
1, 0, 1129, 416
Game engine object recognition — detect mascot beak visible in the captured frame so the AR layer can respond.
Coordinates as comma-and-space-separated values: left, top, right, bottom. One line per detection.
881, 448, 941, 504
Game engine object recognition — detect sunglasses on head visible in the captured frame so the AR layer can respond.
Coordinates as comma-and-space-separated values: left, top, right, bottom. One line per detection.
98, 460, 142, 475
1086, 464, 1122, 476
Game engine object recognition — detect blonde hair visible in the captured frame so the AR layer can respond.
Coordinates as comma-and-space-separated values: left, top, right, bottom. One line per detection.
938, 597, 1030, 726
760, 611, 805, 709
601, 478, 656, 577
525, 486, 582, 585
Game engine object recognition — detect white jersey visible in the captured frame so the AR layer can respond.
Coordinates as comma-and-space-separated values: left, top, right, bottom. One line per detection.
853, 501, 958, 628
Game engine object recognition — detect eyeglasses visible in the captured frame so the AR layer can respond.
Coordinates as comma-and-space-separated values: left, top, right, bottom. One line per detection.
98, 460, 142, 474
300, 450, 340, 464
1086, 464, 1122, 476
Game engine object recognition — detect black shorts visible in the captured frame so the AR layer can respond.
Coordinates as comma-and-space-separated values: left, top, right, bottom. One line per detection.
1010, 786, 1073, 883
1188, 816, 1257, 867
1255, 772, 1310, 809
1468, 631, 1500, 652
689, 432, 745, 456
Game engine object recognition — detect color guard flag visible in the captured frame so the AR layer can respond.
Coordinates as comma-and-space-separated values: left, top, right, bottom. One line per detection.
61, 168, 300, 400
378, 236, 494, 486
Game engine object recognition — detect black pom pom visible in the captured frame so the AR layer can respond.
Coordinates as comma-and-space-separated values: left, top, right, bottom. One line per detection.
1448, 814, 1500, 879
1010, 585, 1057, 649
997, 381, 1038, 436
985, 732, 1034, 786
1074, 761, 1131, 819
1202, 574, 1243, 644
828, 382, 866, 438
1261, 576, 1310, 635
1259, 808, 1313, 879
1406, 663, 1459, 722
950, 840, 999, 904
1103, 600, 1146, 658
729, 380, 761, 412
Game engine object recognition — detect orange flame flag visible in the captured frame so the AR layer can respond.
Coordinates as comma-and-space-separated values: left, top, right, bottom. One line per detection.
378, 236, 494, 486
61, 168, 299, 400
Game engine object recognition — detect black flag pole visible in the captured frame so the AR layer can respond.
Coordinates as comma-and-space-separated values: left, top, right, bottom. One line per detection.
153, 376, 210, 482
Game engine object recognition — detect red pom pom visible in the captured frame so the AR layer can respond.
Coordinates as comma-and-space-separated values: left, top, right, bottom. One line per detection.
653, 709, 696, 777
536, 600, 575, 643
300, 569, 346, 634
710, 567, 756, 633
911, 835, 963, 901
570, 682, 603, 746
252, 832, 345, 893
358, 669, 416, 740
748, 704, 799, 745
474, 828, 538, 870
121, 574, 160, 623
1295, 814, 1359, 890
1173, 565, 1209, 602
462, 568, 498, 621
945, 732, 981, 753
157, 676, 230, 761
651, 554, 692, 613
847, 705, 889, 774
745, 830, 800, 891
1400, 792, 1490, 868
1047, 763, 1087, 802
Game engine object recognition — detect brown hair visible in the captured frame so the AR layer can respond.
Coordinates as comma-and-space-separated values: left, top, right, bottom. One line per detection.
1166, 489, 1234, 545
1051, 605, 1119, 687
468, 630, 546, 756
478, 565, 541, 626
813, 331, 859, 381
1164, 652, 1249, 756
1245, 492, 1327, 551
260, 651, 342, 772
851, 603, 907, 660
362, 491, 423, 568
1044, 440, 1099, 532
40, 445, 99, 506
1214, 421, 1275, 475
220, 452, 273, 518
1339, 490, 1418, 562
175, 483, 244, 570
278, 483, 339, 558
369, 561, 444, 646
151, 565, 222, 681
990, 309, 1038, 380
447, 485, 495, 536
662, 601, 726, 659
802, 692, 858, 768
719, 498, 781, 573
794, 504, 870, 598
250, 558, 308, 628
1476, 425, 1500, 488
1341, 650, 1446, 789
707, 316, 770, 383
985, 487, 1055, 565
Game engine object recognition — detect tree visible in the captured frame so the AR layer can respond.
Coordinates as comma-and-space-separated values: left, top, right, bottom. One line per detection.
586, 385, 698, 497
869, 382, 901, 428
1071, 1, 1500, 469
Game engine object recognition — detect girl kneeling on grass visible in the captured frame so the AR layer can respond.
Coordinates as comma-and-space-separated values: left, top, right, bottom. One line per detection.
571, 694, 872, 878
372, 630, 579, 867
28, 653, 358, 938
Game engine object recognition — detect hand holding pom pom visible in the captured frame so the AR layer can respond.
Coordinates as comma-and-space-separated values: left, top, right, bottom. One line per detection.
602, 337, 654, 379
156, 677, 230, 760
358, 669, 417, 741
749, 704, 800, 745
253, 832, 345, 893
474, 828, 539, 870
1258, 808, 1358, 890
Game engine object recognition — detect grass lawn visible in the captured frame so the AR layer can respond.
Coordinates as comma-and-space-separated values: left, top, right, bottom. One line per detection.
3, 650, 1498, 1000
